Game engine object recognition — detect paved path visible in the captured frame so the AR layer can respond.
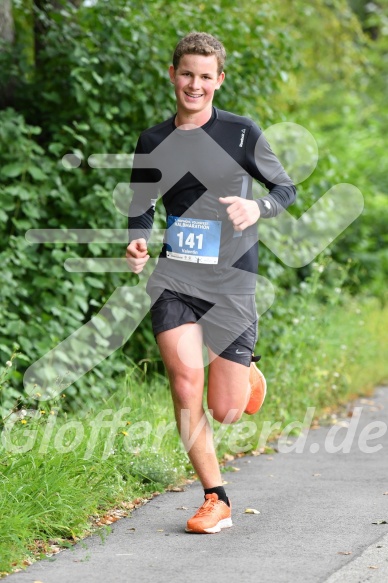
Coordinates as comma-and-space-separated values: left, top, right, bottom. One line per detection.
8, 387, 388, 583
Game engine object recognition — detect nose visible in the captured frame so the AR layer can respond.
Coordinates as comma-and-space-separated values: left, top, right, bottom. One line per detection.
189, 76, 201, 90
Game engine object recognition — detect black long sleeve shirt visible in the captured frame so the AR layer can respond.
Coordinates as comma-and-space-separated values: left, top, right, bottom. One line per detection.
128, 107, 296, 294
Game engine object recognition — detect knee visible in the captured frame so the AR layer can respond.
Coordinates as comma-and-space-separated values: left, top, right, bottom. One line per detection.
170, 372, 203, 409
208, 403, 243, 424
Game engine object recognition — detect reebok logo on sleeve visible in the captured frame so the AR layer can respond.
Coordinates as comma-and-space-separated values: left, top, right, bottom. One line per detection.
239, 128, 246, 148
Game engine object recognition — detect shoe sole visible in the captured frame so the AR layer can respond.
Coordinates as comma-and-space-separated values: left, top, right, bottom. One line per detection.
185, 517, 233, 534
260, 373, 267, 406
245, 365, 267, 415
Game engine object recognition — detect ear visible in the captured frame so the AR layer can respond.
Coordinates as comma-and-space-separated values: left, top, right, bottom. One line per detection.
169, 65, 176, 84
215, 71, 225, 90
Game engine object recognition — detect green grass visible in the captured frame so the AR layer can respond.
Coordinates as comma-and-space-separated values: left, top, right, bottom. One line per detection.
1, 288, 388, 575
0, 370, 187, 575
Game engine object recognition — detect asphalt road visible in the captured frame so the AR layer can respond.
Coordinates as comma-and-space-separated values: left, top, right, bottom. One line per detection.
7, 387, 388, 583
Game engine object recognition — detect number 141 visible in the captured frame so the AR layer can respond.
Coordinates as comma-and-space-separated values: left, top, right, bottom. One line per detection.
177, 232, 203, 250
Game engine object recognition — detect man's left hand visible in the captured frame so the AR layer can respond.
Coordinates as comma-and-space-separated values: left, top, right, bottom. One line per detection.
219, 196, 261, 231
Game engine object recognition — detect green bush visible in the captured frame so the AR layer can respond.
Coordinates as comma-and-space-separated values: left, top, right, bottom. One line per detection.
0, 0, 296, 407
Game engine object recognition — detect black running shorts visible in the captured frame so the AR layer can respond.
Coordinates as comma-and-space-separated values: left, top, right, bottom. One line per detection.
147, 280, 258, 367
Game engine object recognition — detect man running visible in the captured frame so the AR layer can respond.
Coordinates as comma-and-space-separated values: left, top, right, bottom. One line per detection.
126, 31, 296, 534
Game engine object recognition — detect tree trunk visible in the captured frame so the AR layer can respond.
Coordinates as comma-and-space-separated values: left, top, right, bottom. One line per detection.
0, 0, 14, 44
0, 0, 15, 108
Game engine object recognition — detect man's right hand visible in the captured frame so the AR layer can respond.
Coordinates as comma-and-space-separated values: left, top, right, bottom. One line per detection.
125, 238, 150, 274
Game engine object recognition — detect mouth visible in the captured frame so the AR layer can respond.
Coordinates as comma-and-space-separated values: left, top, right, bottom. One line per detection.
184, 92, 204, 99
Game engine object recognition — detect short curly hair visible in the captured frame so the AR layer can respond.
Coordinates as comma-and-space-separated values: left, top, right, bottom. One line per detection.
172, 32, 226, 75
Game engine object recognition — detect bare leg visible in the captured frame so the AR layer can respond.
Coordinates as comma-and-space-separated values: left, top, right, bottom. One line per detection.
156, 323, 223, 488
207, 347, 251, 423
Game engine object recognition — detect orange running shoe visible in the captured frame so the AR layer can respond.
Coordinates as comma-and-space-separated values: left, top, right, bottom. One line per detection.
185, 493, 232, 534
244, 361, 267, 415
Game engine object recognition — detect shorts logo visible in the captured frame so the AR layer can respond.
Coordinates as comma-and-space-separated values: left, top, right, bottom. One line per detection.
235, 349, 248, 354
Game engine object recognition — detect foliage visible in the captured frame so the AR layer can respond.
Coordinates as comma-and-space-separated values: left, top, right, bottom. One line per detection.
0, 108, 136, 408
0, 0, 297, 403
258, 0, 388, 304
288, 29, 388, 304
0, 0, 386, 401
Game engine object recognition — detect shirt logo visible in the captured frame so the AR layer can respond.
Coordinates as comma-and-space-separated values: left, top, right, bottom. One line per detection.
239, 128, 246, 148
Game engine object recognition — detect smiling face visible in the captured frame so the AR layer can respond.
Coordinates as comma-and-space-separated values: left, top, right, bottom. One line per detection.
169, 53, 225, 126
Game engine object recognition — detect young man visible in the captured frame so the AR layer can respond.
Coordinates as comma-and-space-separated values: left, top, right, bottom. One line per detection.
126, 32, 296, 534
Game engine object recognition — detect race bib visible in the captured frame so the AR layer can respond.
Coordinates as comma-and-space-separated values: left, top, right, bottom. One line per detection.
165, 216, 222, 264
